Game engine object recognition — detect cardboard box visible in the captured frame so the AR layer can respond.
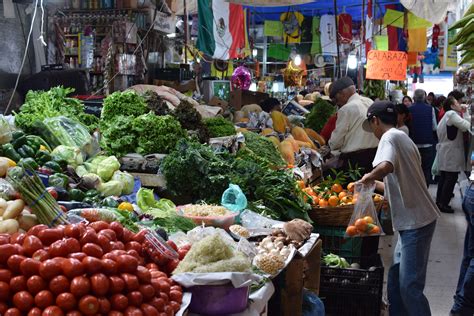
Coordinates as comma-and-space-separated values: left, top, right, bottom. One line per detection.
229, 89, 269, 111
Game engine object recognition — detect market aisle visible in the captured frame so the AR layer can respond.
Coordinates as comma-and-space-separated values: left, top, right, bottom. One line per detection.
379, 184, 466, 316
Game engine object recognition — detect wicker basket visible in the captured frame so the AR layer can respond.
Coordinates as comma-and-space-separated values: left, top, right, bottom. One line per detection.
309, 201, 384, 227
308, 205, 355, 226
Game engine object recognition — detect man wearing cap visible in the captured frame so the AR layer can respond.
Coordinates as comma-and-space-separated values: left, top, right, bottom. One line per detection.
328, 77, 379, 173
359, 101, 440, 316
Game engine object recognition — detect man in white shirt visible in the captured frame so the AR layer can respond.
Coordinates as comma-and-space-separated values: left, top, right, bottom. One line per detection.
359, 100, 440, 316
328, 77, 379, 173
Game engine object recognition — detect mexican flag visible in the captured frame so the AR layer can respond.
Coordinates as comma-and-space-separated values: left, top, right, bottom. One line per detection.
197, 0, 246, 60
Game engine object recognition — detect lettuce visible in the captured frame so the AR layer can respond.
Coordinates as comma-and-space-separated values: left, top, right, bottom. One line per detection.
97, 156, 120, 181
111, 171, 134, 195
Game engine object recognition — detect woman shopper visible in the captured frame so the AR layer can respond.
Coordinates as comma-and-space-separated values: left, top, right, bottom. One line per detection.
402, 95, 413, 107
395, 103, 410, 135
436, 97, 472, 213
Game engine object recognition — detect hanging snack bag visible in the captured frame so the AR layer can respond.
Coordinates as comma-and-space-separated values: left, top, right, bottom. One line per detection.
345, 182, 384, 237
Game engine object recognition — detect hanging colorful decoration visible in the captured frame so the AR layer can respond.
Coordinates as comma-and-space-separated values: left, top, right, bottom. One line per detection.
338, 13, 353, 44
281, 60, 307, 87
231, 65, 252, 90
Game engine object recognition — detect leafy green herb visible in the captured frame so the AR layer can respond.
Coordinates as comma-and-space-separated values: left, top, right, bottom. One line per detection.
143, 90, 171, 116
173, 100, 209, 143
203, 117, 236, 138
305, 98, 337, 133
238, 132, 285, 168
100, 115, 138, 157
101, 91, 148, 123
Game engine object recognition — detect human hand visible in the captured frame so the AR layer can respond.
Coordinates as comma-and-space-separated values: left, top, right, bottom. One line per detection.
357, 173, 374, 186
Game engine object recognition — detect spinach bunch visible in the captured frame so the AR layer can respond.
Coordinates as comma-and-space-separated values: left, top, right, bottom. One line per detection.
305, 98, 337, 132
203, 117, 236, 138
100, 91, 148, 123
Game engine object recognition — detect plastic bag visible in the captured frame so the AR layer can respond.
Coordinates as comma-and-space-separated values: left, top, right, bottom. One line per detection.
221, 184, 247, 213
240, 210, 284, 229
345, 183, 384, 237
302, 289, 325, 316
431, 152, 440, 177
0, 117, 12, 145
0, 178, 17, 200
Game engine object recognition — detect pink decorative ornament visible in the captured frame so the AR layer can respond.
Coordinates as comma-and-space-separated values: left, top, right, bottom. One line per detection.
231, 65, 252, 90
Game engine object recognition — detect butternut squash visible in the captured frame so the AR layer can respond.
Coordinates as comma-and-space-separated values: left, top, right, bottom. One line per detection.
304, 128, 326, 146
295, 140, 313, 148
261, 128, 275, 136
271, 111, 289, 133
292, 127, 316, 149
268, 136, 281, 147
285, 135, 299, 152
279, 140, 295, 165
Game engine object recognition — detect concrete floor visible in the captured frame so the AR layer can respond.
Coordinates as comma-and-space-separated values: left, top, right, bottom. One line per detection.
379, 184, 467, 316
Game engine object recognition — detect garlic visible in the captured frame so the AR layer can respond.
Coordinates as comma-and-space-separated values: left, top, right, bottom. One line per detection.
270, 249, 280, 256
280, 247, 291, 258
275, 241, 284, 250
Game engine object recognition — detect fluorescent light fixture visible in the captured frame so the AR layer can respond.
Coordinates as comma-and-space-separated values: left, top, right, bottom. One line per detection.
196, 57, 201, 63
252, 49, 258, 57
347, 54, 358, 69
167, 33, 177, 38
272, 82, 279, 92
294, 54, 302, 66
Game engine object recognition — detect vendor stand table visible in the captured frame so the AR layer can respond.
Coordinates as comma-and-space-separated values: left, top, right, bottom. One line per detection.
269, 238, 322, 316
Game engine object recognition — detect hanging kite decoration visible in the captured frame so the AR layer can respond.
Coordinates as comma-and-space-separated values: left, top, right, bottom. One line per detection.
282, 60, 307, 87
231, 65, 252, 90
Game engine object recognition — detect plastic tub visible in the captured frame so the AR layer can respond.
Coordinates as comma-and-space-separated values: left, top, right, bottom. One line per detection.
176, 206, 238, 230
187, 283, 249, 315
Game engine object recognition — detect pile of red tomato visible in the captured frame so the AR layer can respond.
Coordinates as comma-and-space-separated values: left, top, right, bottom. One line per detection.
0, 221, 184, 315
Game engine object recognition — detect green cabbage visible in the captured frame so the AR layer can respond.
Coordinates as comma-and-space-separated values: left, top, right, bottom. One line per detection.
51, 145, 83, 167
111, 171, 134, 195
97, 156, 120, 181
98, 180, 124, 197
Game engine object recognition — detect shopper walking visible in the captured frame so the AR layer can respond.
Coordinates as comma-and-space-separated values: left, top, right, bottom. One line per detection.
359, 100, 440, 316
409, 89, 438, 186
402, 95, 413, 107
395, 103, 410, 135
328, 77, 379, 173
436, 97, 472, 213
450, 170, 474, 316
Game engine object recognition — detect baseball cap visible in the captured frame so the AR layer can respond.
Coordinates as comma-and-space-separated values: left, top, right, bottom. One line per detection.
329, 77, 354, 99
362, 100, 397, 132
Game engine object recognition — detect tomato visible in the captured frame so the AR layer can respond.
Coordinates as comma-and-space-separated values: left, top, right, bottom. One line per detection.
97, 234, 111, 253
38, 228, 64, 246
61, 258, 85, 279
110, 294, 129, 311
0, 244, 20, 264
126, 249, 140, 259
47, 188, 58, 200
7, 254, 25, 274
170, 301, 181, 313
32, 249, 50, 262
63, 238, 81, 253
27, 275, 47, 295
165, 240, 178, 252
139, 284, 155, 301
49, 275, 70, 295
101, 258, 118, 275
90, 273, 109, 296
109, 222, 124, 239
156, 279, 170, 294
169, 290, 183, 304
68, 252, 87, 261
48, 240, 69, 258
64, 225, 81, 239
65, 312, 82, 316
165, 259, 179, 274
0, 281, 10, 301
56, 292, 77, 311
4, 308, 21, 316
13, 291, 34, 311
27, 307, 42, 316
125, 241, 142, 255
98, 297, 111, 314
102, 252, 118, 261
170, 285, 182, 292
10, 232, 26, 245
127, 291, 143, 307
135, 266, 151, 284
146, 263, 159, 270
163, 305, 174, 316
116, 254, 138, 273
10, 275, 27, 293
42, 306, 64, 316
27, 224, 48, 237
140, 304, 159, 316
124, 306, 143, 316
122, 229, 134, 243
121, 273, 139, 291
0, 269, 12, 283
21, 258, 41, 277
39, 259, 62, 280
79, 228, 98, 246
110, 241, 125, 251
109, 311, 124, 316
34, 290, 54, 309
88, 221, 109, 233
82, 256, 102, 275
159, 292, 169, 304
109, 276, 125, 294
82, 243, 103, 258
0, 234, 10, 245
70, 276, 90, 298
133, 230, 147, 243
149, 297, 165, 312
99, 229, 117, 241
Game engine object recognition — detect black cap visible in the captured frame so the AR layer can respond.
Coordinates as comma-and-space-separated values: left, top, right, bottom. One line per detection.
362, 100, 397, 132
329, 77, 355, 99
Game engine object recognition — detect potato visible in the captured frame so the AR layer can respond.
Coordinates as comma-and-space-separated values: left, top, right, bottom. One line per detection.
18, 214, 38, 231
3, 199, 25, 220
0, 219, 19, 234
0, 198, 7, 216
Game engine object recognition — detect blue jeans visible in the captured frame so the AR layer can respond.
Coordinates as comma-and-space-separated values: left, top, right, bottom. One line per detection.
388, 220, 437, 316
451, 184, 474, 315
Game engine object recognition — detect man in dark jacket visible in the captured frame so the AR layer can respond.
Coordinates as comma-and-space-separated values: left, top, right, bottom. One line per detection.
409, 89, 438, 186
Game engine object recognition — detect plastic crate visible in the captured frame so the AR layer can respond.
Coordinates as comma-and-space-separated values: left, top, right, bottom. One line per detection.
319, 254, 384, 316
313, 225, 379, 258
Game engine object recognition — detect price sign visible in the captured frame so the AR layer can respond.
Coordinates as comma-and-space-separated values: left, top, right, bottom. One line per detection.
366, 50, 408, 81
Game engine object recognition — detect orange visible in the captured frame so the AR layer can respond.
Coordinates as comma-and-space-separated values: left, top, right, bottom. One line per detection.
328, 196, 339, 207
347, 182, 355, 193
346, 225, 358, 237
338, 191, 347, 200
373, 194, 383, 203
354, 218, 368, 232
312, 195, 320, 205
318, 199, 328, 208
331, 183, 343, 194
341, 196, 351, 204
297, 180, 305, 190
303, 187, 315, 195
370, 226, 381, 234
363, 216, 374, 225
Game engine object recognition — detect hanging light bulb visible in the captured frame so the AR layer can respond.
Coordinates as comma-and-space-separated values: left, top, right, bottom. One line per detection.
272, 82, 279, 92
347, 54, 358, 69
294, 54, 302, 66
252, 48, 258, 57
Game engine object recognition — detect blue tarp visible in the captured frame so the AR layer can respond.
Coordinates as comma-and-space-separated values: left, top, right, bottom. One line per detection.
244, 0, 400, 22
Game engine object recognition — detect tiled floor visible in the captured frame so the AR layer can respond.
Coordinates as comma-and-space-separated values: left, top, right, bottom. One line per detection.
379, 184, 467, 316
